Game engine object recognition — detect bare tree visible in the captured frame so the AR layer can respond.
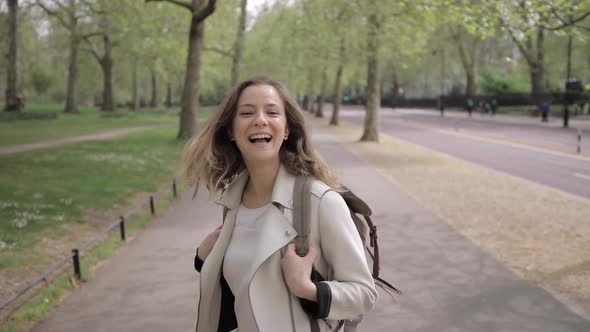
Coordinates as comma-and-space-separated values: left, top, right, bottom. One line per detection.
316, 69, 328, 118
36, 0, 100, 113
150, 68, 158, 108
360, 0, 380, 142
330, 37, 346, 126
449, 25, 481, 97
5, 0, 25, 112
231, 0, 247, 87
82, 5, 116, 112
146, 0, 217, 140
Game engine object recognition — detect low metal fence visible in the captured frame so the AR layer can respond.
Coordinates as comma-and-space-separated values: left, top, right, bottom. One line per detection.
0, 177, 181, 317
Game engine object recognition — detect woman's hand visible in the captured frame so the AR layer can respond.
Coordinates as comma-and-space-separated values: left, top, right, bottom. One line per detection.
281, 243, 318, 301
197, 225, 223, 260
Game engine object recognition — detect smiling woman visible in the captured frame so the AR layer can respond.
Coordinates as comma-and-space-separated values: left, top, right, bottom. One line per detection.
182, 75, 378, 332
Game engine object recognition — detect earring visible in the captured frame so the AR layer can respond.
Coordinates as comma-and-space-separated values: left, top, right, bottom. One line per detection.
284, 133, 288, 140
230, 136, 235, 141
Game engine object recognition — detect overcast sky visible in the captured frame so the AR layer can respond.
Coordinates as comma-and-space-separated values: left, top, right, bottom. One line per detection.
247, 0, 277, 16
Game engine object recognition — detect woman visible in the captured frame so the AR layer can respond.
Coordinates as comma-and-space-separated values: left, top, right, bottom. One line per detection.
184, 75, 377, 332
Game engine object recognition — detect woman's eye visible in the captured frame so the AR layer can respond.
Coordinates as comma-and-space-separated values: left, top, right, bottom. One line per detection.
268, 111, 280, 116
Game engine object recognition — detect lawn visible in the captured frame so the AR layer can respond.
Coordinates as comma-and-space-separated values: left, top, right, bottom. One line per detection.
0, 102, 213, 147
0, 105, 215, 314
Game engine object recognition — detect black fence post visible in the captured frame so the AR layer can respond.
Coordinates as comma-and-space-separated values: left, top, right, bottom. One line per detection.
72, 249, 81, 280
119, 216, 126, 241
173, 179, 177, 198
150, 196, 155, 215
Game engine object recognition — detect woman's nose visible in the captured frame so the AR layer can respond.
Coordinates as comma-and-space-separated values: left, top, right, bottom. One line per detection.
253, 111, 268, 126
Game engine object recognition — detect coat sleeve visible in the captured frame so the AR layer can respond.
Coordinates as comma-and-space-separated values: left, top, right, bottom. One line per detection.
316, 190, 378, 320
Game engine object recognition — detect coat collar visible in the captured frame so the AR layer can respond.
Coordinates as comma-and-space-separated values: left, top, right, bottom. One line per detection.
216, 164, 295, 211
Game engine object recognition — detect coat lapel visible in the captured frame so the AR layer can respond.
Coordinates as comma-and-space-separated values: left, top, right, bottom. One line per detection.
197, 172, 248, 332
198, 165, 300, 332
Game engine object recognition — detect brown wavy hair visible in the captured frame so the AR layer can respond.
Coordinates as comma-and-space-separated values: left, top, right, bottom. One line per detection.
182, 75, 341, 193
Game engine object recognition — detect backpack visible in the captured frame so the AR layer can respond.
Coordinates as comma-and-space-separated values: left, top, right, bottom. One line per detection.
292, 176, 400, 330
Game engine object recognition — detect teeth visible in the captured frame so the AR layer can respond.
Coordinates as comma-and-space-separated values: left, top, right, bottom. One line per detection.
249, 134, 271, 140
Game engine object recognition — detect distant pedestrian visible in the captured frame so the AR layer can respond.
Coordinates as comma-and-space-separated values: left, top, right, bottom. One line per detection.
541, 101, 550, 122
491, 99, 498, 116
466, 98, 474, 117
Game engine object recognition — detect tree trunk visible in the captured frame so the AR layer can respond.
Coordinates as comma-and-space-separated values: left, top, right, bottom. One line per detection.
565, 34, 572, 80
5, 0, 25, 112
178, 17, 205, 140
330, 64, 343, 126
330, 38, 345, 126
392, 67, 405, 108
132, 59, 139, 111
231, 0, 247, 86
530, 28, 545, 110
466, 70, 476, 97
302, 95, 309, 111
166, 82, 172, 108
101, 33, 115, 112
316, 70, 328, 118
361, 3, 380, 142
64, 33, 80, 114
150, 69, 158, 108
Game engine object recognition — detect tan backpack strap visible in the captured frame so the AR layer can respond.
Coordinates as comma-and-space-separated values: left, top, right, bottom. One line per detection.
293, 176, 312, 257
222, 206, 229, 224
365, 215, 380, 278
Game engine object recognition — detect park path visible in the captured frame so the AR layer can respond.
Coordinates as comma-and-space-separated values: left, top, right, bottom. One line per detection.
0, 125, 168, 155
29, 115, 590, 332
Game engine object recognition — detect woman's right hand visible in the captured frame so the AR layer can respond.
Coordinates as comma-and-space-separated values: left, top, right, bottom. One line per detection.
197, 224, 223, 260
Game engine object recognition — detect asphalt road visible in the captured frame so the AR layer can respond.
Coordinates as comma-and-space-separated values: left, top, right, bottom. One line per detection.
337, 107, 590, 200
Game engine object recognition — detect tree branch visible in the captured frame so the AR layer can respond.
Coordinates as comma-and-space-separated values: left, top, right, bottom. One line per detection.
145, 0, 193, 11
545, 7, 590, 31
82, 36, 102, 63
497, 13, 535, 66
194, 0, 217, 22
35, 0, 72, 30
82, 31, 105, 39
80, 0, 106, 15
203, 46, 233, 58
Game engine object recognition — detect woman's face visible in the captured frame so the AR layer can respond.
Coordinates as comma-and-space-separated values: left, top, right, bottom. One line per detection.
231, 84, 289, 166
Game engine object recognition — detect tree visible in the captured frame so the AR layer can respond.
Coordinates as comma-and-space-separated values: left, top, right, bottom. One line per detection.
449, 25, 482, 97
481, 1, 589, 110
36, 0, 101, 113
5, 0, 25, 112
231, 0, 247, 86
82, 0, 121, 112
360, 0, 381, 142
31, 67, 53, 96
146, 0, 218, 140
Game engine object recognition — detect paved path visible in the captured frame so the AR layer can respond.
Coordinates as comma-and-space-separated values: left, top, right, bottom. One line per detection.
30, 119, 590, 331
0, 126, 166, 155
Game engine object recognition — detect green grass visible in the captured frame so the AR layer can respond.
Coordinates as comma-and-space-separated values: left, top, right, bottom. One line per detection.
0, 104, 214, 331
0, 184, 184, 332
0, 127, 186, 257
0, 101, 215, 147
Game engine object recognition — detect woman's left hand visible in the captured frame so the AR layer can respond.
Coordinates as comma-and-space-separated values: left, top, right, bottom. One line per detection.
281, 243, 318, 301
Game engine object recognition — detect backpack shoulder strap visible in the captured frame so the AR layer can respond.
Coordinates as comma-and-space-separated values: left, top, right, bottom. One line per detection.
222, 206, 229, 223
293, 176, 313, 257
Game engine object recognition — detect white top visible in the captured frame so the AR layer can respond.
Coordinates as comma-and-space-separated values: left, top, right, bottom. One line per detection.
223, 203, 271, 328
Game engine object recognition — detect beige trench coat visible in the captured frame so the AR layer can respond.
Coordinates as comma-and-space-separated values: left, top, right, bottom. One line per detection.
195, 165, 378, 332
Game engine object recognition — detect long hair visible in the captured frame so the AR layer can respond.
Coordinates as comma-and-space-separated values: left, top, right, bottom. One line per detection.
182, 75, 341, 193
